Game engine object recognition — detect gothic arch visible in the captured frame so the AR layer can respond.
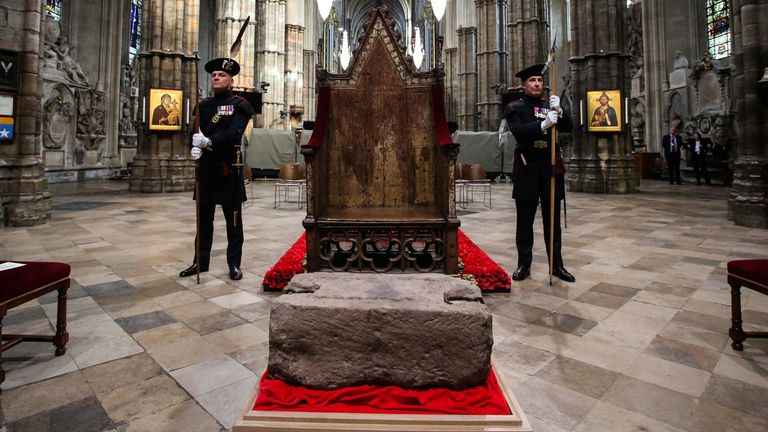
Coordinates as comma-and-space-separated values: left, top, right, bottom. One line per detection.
347, 0, 410, 44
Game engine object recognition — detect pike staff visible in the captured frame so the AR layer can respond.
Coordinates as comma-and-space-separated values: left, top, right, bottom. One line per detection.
542, 37, 557, 286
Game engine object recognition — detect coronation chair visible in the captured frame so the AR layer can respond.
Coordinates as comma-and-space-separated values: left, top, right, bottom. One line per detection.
0, 261, 70, 392
300, 6, 460, 274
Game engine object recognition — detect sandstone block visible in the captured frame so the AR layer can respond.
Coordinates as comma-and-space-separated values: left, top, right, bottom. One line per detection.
268, 273, 493, 390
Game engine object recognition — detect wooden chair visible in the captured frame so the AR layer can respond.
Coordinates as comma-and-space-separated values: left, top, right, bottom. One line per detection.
728, 259, 768, 351
274, 162, 306, 209
1, 261, 70, 392
455, 163, 470, 209
465, 164, 492, 209
301, 6, 460, 274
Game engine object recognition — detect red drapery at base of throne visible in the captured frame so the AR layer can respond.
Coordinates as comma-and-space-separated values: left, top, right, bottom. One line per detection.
262, 229, 511, 292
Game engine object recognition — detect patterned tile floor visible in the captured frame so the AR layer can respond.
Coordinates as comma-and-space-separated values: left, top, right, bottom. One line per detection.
0, 178, 767, 432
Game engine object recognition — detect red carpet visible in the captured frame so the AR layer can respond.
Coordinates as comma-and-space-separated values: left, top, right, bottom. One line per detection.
262, 229, 511, 292
253, 368, 511, 415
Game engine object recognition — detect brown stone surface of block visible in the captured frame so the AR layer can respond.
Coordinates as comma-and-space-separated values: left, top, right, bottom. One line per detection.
268, 273, 493, 390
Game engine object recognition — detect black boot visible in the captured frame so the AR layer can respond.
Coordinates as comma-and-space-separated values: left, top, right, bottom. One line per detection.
179, 263, 207, 278
512, 266, 530, 281
552, 266, 575, 282
229, 266, 243, 280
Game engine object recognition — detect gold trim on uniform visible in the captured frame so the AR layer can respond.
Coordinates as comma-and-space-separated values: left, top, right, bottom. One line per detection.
534, 140, 548, 149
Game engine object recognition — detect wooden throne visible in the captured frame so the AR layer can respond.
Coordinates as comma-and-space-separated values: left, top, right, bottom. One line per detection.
301, 6, 460, 274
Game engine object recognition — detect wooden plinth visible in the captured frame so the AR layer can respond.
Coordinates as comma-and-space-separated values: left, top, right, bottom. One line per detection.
233, 358, 532, 432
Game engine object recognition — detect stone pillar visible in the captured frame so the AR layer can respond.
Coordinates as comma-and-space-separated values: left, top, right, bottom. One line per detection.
0, 0, 51, 226
444, 47, 459, 122
475, 0, 506, 131
284, 25, 304, 129
641, 0, 666, 153
457, 27, 477, 131
567, 0, 637, 194
215, 1, 257, 90
130, 0, 200, 194
255, 0, 287, 129
302, 49, 316, 121
728, 0, 768, 228
507, 0, 548, 90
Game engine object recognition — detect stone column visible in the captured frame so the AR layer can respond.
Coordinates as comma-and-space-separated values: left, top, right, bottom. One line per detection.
641, 0, 666, 152
507, 0, 548, 90
457, 27, 477, 131
567, 0, 637, 194
285, 0, 305, 130
255, 0, 287, 129
475, 0, 506, 131
215, 0, 257, 90
444, 47, 459, 122
301, 0, 318, 123
728, 0, 768, 228
130, 0, 200, 194
0, 0, 51, 226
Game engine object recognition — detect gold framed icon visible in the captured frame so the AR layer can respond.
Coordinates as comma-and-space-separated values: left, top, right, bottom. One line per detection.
587, 89, 622, 132
148, 88, 183, 131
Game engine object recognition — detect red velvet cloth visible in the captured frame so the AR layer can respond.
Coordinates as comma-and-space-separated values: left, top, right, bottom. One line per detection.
262, 230, 511, 292
302, 86, 330, 150
0, 261, 70, 304
728, 259, 768, 287
431, 84, 458, 149
253, 368, 511, 415
457, 230, 512, 291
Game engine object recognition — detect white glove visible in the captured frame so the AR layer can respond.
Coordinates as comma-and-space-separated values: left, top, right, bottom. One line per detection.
549, 95, 562, 114
541, 110, 559, 131
190, 147, 202, 160
192, 132, 211, 149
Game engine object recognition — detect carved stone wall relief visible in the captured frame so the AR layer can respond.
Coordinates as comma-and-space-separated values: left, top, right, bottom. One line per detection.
42, 86, 75, 150
75, 89, 106, 165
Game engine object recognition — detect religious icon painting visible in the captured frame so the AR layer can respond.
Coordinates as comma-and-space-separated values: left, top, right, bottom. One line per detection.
587, 89, 622, 133
148, 88, 183, 131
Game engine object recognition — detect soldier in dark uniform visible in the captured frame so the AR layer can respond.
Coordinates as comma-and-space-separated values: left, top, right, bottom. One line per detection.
503, 63, 575, 283
179, 57, 255, 280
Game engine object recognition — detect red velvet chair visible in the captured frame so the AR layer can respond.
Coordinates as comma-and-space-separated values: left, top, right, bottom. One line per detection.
727, 259, 768, 351
1, 261, 70, 391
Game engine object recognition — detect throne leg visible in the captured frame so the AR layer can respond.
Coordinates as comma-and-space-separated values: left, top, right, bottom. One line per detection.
729, 283, 745, 351
54, 285, 69, 356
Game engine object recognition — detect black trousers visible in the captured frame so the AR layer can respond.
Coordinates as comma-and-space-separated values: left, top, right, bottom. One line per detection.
515, 198, 563, 269
666, 153, 681, 184
691, 154, 710, 185
192, 200, 243, 270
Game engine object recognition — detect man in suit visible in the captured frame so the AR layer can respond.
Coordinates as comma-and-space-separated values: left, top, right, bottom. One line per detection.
661, 126, 683, 185
685, 132, 711, 185
179, 57, 255, 281
503, 63, 575, 283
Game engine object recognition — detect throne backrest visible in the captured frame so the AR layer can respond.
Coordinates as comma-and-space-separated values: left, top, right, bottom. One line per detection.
304, 6, 455, 216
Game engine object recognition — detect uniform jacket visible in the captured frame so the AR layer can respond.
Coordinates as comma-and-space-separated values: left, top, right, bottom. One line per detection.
195, 90, 255, 205
504, 95, 573, 201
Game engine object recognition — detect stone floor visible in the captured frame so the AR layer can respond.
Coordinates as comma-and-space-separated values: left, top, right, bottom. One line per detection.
0, 178, 766, 432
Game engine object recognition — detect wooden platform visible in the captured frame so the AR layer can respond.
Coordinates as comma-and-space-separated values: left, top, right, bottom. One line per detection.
233, 358, 532, 432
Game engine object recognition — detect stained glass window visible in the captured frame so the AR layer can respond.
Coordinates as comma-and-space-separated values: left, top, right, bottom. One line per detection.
128, 0, 143, 65
45, 0, 62, 21
706, 0, 730, 59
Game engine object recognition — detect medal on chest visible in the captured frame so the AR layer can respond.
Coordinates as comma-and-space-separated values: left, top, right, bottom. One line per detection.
534, 106, 549, 119
212, 105, 234, 124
